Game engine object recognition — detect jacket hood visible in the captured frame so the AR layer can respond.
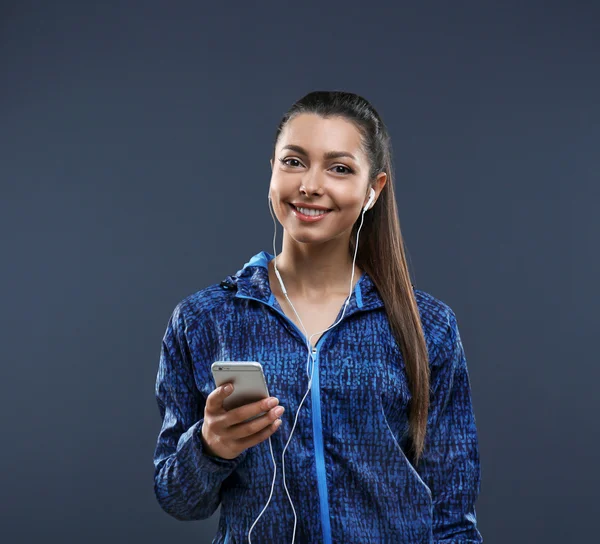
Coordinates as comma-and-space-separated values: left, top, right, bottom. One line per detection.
219, 250, 386, 318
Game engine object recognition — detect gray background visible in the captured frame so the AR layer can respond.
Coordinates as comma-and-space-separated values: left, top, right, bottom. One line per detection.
1, 1, 598, 542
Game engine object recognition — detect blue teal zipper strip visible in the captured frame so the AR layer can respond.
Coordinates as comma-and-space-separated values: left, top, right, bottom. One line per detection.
310, 344, 333, 544
235, 293, 334, 544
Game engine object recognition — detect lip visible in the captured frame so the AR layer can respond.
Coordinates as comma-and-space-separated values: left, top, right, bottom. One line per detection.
289, 203, 332, 223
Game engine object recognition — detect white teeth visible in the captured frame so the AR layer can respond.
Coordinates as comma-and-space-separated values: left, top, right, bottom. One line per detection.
296, 206, 328, 217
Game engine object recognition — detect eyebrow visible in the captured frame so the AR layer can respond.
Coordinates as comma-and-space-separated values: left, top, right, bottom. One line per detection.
281, 144, 357, 162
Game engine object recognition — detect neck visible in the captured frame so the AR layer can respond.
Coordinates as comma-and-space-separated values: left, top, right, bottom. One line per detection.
270, 234, 362, 299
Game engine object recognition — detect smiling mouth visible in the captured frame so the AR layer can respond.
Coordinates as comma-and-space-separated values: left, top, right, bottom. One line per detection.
288, 203, 333, 221
289, 203, 332, 214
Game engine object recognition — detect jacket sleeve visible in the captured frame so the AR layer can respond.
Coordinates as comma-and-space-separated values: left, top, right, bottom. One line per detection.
415, 307, 483, 543
153, 301, 249, 521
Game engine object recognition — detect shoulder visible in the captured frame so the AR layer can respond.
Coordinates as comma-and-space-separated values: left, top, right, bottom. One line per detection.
412, 287, 459, 366
168, 282, 238, 333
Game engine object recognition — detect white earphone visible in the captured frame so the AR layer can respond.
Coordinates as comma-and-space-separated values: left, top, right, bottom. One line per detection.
364, 187, 376, 211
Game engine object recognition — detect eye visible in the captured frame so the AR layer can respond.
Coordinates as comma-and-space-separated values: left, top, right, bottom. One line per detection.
331, 165, 354, 175
278, 157, 354, 175
279, 157, 302, 168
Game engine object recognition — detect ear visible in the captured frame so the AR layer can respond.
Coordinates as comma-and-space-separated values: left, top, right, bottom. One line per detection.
370, 171, 388, 204
375, 171, 387, 194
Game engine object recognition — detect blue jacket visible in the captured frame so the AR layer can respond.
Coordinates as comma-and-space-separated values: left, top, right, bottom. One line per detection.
153, 250, 483, 543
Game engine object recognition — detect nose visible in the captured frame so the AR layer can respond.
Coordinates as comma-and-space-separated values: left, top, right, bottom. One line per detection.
300, 169, 324, 196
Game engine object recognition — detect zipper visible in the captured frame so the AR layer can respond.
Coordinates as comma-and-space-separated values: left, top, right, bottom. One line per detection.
310, 344, 333, 544
235, 292, 335, 544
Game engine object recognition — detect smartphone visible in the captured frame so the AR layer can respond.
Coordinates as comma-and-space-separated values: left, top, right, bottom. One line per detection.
211, 362, 271, 421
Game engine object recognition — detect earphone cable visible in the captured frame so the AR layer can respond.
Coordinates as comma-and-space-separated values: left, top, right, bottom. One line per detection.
248, 194, 369, 544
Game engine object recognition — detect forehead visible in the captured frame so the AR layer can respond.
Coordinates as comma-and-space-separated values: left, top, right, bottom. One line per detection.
278, 113, 364, 157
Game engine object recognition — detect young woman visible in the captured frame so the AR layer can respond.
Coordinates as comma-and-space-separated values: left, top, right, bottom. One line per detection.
153, 91, 483, 543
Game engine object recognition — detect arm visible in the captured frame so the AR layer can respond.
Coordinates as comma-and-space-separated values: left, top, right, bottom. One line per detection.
153, 301, 248, 520
415, 308, 483, 543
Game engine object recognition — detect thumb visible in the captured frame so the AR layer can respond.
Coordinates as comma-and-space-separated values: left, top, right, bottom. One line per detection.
221, 382, 234, 396
218, 383, 234, 410
207, 382, 234, 414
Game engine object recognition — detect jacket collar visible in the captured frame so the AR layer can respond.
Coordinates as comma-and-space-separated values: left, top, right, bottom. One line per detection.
220, 250, 385, 317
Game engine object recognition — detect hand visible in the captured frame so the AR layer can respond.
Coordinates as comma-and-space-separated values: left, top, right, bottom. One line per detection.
200, 383, 284, 460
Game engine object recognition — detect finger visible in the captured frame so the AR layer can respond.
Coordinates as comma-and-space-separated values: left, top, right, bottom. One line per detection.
226, 396, 279, 426
236, 418, 283, 450
205, 382, 234, 414
227, 405, 285, 440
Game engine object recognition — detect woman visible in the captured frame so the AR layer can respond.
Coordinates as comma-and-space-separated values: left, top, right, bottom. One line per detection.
153, 90, 483, 543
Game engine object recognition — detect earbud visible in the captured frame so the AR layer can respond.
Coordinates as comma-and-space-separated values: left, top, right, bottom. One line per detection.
364, 187, 376, 211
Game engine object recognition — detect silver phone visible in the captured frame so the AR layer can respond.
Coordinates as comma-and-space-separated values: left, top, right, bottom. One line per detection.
211, 361, 270, 421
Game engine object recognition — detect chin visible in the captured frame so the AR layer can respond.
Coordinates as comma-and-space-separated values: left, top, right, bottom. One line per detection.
286, 231, 326, 245
286, 225, 350, 247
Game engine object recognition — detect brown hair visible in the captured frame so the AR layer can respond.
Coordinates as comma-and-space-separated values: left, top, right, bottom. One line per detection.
270, 90, 430, 463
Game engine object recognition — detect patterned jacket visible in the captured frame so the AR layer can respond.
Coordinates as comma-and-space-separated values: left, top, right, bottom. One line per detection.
153, 250, 483, 543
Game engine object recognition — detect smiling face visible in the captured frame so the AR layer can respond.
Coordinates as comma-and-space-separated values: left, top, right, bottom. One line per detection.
269, 113, 375, 247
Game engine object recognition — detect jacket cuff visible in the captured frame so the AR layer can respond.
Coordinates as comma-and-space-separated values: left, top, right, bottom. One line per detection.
179, 419, 249, 474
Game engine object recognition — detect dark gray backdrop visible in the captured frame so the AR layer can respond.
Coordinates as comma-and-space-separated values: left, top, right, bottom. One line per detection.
1, 1, 598, 542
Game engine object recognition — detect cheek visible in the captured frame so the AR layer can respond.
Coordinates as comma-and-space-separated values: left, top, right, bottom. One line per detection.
277, 202, 290, 220
270, 197, 291, 225
269, 181, 290, 204
333, 194, 363, 218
